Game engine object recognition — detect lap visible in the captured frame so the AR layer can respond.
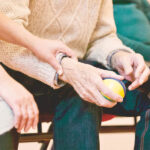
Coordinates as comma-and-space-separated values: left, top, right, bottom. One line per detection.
2, 62, 150, 117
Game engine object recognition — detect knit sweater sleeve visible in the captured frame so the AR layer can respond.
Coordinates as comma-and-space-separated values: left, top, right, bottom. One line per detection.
118, 34, 150, 61
0, 0, 58, 89
86, 0, 134, 69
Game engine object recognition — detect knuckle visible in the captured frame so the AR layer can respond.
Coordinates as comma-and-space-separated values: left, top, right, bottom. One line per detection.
81, 92, 87, 99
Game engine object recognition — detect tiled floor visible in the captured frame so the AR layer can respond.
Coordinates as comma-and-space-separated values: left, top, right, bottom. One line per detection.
19, 117, 135, 150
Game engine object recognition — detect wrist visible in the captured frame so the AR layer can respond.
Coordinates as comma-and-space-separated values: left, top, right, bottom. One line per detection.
24, 34, 41, 52
59, 57, 78, 82
0, 67, 14, 96
111, 51, 131, 69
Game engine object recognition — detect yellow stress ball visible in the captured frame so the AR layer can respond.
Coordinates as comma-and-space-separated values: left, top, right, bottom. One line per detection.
102, 78, 126, 102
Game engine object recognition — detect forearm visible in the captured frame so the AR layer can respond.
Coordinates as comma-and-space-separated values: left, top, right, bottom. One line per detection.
0, 13, 39, 51
0, 65, 12, 85
0, 6, 58, 88
0, 40, 60, 88
58, 57, 77, 83
0, 65, 17, 97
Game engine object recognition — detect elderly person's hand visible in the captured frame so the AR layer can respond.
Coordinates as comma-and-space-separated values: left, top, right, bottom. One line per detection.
0, 66, 39, 133
59, 58, 124, 108
111, 51, 150, 90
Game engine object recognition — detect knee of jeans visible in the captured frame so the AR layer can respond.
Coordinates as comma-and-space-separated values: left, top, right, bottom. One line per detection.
0, 99, 14, 135
54, 95, 100, 122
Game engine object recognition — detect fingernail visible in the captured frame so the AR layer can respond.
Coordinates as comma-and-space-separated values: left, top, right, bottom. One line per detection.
118, 97, 123, 102
139, 80, 143, 84
128, 86, 132, 91
58, 70, 63, 75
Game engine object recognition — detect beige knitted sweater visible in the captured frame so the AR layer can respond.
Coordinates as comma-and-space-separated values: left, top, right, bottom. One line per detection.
0, 0, 133, 89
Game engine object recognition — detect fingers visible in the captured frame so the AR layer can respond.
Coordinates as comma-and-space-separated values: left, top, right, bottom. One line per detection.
48, 55, 63, 75
54, 41, 77, 60
134, 54, 146, 79
91, 88, 117, 108
32, 102, 39, 129
96, 71, 124, 102
23, 100, 39, 132
96, 78, 123, 103
24, 107, 34, 132
128, 54, 149, 90
122, 61, 133, 75
13, 97, 39, 133
75, 83, 117, 108
17, 106, 28, 133
14, 106, 22, 130
100, 70, 124, 80
135, 62, 145, 78
129, 66, 150, 90
61, 47, 77, 60
128, 80, 139, 91
59, 43, 77, 60
139, 66, 149, 84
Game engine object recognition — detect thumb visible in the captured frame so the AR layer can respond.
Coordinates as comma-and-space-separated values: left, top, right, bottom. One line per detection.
59, 47, 78, 61
48, 56, 63, 75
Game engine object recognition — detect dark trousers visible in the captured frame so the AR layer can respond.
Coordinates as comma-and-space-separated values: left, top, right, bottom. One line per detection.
0, 62, 150, 150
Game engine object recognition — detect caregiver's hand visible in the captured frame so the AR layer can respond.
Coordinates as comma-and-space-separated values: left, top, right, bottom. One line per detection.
0, 13, 77, 75
29, 38, 77, 75
0, 66, 39, 133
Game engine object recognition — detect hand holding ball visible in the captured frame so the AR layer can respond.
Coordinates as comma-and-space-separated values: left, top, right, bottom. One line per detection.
102, 78, 126, 102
